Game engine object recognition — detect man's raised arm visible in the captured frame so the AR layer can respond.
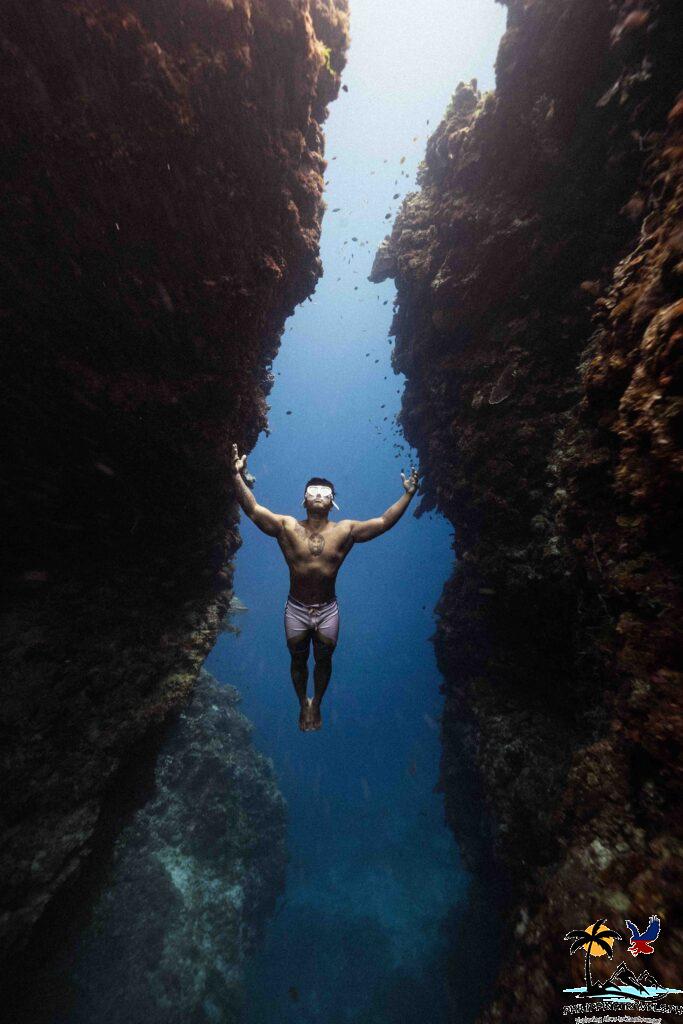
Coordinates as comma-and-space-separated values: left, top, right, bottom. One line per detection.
346, 466, 419, 543
231, 443, 284, 538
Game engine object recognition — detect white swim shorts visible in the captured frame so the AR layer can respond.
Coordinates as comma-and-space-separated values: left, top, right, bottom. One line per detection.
284, 594, 339, 647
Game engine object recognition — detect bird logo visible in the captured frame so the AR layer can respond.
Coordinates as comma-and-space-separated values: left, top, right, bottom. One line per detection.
562, 911, 683, 1004
625, 916, 661, 956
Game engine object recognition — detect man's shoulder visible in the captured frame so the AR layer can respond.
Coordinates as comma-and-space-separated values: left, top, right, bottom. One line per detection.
334, 519, 354, 534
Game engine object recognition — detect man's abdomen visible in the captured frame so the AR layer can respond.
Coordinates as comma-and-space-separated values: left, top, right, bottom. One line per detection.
287, 564, 339, 605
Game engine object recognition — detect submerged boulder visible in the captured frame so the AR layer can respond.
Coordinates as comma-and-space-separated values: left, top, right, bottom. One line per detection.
9, 669, 287, 1024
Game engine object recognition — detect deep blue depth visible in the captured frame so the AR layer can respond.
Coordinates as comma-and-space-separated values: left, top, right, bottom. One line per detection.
205, 512, 466, 1024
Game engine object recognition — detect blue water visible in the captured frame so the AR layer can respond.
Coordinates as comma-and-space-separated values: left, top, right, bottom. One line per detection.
204, 3, 506, 1020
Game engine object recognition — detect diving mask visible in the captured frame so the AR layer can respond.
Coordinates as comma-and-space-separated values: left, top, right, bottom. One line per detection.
302, 485, 340, 510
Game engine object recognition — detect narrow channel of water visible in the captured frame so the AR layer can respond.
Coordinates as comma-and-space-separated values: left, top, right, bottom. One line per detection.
204, 6, 506, 1019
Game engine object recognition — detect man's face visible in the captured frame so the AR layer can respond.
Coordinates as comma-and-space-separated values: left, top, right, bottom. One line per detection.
305, 484, 333, 509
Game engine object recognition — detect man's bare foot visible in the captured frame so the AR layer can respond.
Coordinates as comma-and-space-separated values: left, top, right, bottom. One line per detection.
309, 699, 322, 731
298, 701, 309, 731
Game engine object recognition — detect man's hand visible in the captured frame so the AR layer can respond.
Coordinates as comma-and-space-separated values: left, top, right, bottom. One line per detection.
231, 443, 247, 475
230, 443, 283, 536
401, 465, 419, 496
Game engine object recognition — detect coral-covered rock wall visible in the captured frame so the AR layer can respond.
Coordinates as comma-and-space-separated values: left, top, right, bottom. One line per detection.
0, 0, 348, 972
7, 669, 286, 1024
370, 1, 681, 1019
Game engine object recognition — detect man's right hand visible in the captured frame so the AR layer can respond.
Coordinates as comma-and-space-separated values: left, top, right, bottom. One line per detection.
231, 443, 247, 475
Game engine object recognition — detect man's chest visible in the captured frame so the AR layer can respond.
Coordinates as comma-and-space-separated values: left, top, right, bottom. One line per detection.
282, 523, 350, 562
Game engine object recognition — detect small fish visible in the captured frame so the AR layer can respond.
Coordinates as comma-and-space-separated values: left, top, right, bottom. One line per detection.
342, 84, 348, 92
399, 156, 405, 164
286, 410, 292, 415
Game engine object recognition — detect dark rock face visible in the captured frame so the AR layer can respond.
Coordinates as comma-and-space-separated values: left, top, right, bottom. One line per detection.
371, 1, 681, 1019
0, 0, 348, 968
7, 669, 286, 1024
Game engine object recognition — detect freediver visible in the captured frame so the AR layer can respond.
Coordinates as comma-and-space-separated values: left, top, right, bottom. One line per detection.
230, 443, 420, 731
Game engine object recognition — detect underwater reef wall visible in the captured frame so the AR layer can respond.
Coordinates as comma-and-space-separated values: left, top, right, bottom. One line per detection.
0, 0, 348, 971
8, 669, 287, 1024
370, 1, 681, 1020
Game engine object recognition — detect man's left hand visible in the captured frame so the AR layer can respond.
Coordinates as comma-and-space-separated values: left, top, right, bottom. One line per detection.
401, 465, 419, 496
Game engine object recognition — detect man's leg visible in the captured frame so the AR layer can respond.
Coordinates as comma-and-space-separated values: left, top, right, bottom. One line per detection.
308, 600, 339, 730
310, 634, 335, 730
285, 596, 315, 729
287, 634, 311, 730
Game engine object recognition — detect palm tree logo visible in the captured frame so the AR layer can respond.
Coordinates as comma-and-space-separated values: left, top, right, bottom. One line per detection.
564, 918, 624, 996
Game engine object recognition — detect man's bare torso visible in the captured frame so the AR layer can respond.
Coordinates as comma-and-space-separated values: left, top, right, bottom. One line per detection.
277, 517, 354, 603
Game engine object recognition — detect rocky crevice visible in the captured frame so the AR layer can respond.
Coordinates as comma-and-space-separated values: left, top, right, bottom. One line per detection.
370, 1, 681, 1019
0, 0, 349, 975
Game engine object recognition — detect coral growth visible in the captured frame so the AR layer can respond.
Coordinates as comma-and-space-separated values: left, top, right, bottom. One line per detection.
0, 0, 349, 976
6, 670, 286, 1024
371, 1, 682, 1019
